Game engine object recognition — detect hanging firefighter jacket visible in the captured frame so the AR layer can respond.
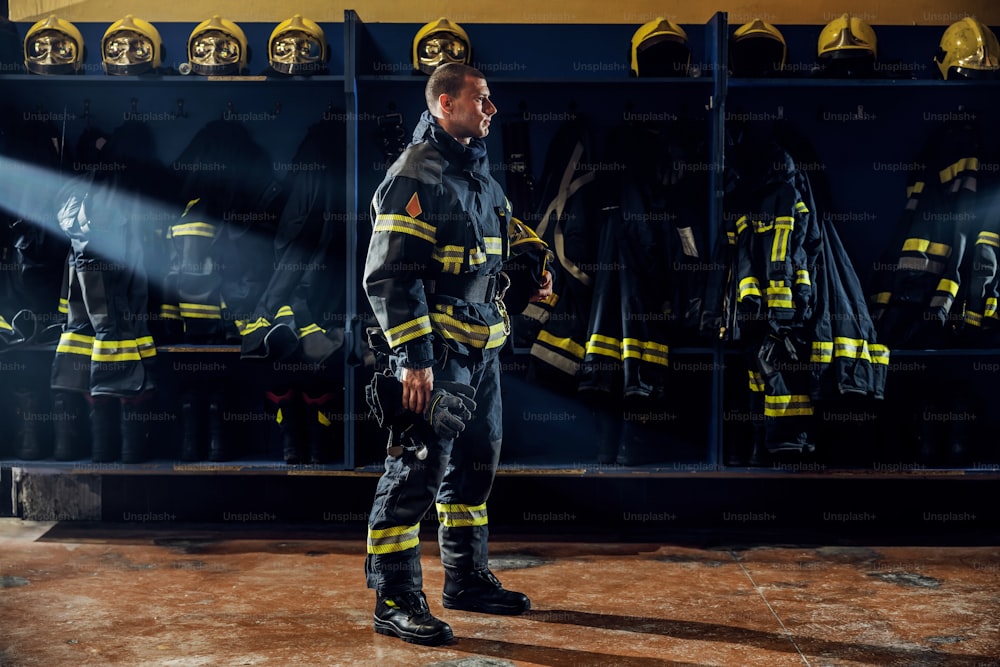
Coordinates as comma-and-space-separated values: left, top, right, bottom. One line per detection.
50, 120, 161, 397
868, 117, 980, 348
521, 116, 603, 386
240, 117, 347, 363
708, 128, 888, 456
164, 119, 284, 344
577, 118, 710, 400
0, 114, 73, 349
962, 180, 1000, 345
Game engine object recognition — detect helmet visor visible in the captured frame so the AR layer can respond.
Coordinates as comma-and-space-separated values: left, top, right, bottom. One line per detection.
27, 29, 78, 67
104, 30, 155, 68
271, 30, 323, 71
191, 29, 241, 68
418, 34, 467, 71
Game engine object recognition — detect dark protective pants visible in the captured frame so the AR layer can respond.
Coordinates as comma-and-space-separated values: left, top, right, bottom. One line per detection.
365, 352, 502, 595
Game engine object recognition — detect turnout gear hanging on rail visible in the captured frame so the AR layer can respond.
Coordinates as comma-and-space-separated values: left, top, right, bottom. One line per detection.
521, 117, 602, 385
164, 118, 284, 344
707, 127, 888, 460
240, 117, 346, 363
868, 117, 980, 348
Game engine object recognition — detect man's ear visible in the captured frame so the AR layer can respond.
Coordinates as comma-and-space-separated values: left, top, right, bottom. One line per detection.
439, 94, 451, 113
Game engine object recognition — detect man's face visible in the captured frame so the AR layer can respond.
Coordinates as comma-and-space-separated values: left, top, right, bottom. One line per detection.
442, 76, 497, 144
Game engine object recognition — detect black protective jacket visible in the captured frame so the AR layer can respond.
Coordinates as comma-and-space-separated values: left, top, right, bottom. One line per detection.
240, 118, 347, 363
365, 111, 520, 367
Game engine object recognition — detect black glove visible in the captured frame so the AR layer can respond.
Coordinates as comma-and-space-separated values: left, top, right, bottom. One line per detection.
425, 382, 477, 440
366, 372, 477, 440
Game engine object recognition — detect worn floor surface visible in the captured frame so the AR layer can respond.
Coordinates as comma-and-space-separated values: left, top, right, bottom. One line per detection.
1, 519, 998, 667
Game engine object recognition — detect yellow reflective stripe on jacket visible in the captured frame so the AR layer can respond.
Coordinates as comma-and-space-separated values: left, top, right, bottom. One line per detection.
430, 310, 507, 349
299, 323, 324, 337
171, 222, 217, 238
483, 237, 504, 255
468, 246, 488, 266
872, 291, 891, 305
764, 394, 814, 417
902, 238, 951, 258
179, 302, 222, 319
736, 215, 749, 235
939, 157, 978, 184
384, 316, 433, 347
239, 317, 271, 335
59, 297, 68, 314
870, 344, 890, 365
811, 341, 834, 363
586, 334, 621, 359
136, 336, 157, 359
935, 279, 959, 298
0, 316, 10, 333
794, 201, 809, 214
906, 181, 925, 199
771, 216, 794, 262
161, 304, 182, 320
56, 332, 94, 356
92, 339, 141, 363
374, 213, 436, 244
367, 523, 421, 555
748, 370, 764, 393
274, 305, 294, 319
432, 245, 465, 274
986, 297, 999, 319
795, 269, 811, 286
977, 231, 1000, 248
767, 282, 793, 309
436, 502, 488, 528
536, 329, 585, 360
834, 337, 871, 361
739, 276, 761, 300
622, 338, 669, 366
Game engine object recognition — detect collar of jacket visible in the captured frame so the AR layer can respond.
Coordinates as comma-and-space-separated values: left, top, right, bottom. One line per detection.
413, 109, 489, 168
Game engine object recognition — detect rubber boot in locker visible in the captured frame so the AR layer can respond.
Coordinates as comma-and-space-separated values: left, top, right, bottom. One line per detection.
303, 390, 338, 464
208, 394, 234, 462
179, 397, 207, 462
52, 391, 89, 461
88, 395, 121, 462
264, 388, 307, 464
13, 388, 47, 460
120, 395, 153, 464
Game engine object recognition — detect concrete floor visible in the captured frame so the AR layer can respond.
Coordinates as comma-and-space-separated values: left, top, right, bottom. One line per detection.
1, 519, 998, 667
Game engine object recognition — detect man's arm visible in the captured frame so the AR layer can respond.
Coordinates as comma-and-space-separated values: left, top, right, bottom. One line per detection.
364, 176, 438, 412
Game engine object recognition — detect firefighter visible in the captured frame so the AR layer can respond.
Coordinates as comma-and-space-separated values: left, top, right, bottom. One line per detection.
363, 63, 550, 645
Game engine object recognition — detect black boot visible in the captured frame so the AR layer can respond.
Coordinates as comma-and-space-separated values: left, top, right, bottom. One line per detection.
89, 396, 121, 462
179, 399, 206, 462
120, 398, 150, 464
303, 391, 338, 464
14, 389, 46, 460
208, 399, 233, 462
373, 591, 453, 646
52, 391, 88, 461
265, 389, 306, 464
442, 568, 530, 615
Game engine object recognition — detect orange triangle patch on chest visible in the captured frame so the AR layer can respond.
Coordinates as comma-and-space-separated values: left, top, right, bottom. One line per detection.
405, 192, 423, 218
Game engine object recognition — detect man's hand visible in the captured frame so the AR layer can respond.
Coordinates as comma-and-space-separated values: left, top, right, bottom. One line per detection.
529, 270, 553, 303
400, 366, 433, 414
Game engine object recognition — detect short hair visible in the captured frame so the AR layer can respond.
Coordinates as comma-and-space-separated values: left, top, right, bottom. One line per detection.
425, 62, 487, 111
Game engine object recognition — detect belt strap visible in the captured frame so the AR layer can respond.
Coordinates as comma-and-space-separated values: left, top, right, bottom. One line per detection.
425, 275, 498, 303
